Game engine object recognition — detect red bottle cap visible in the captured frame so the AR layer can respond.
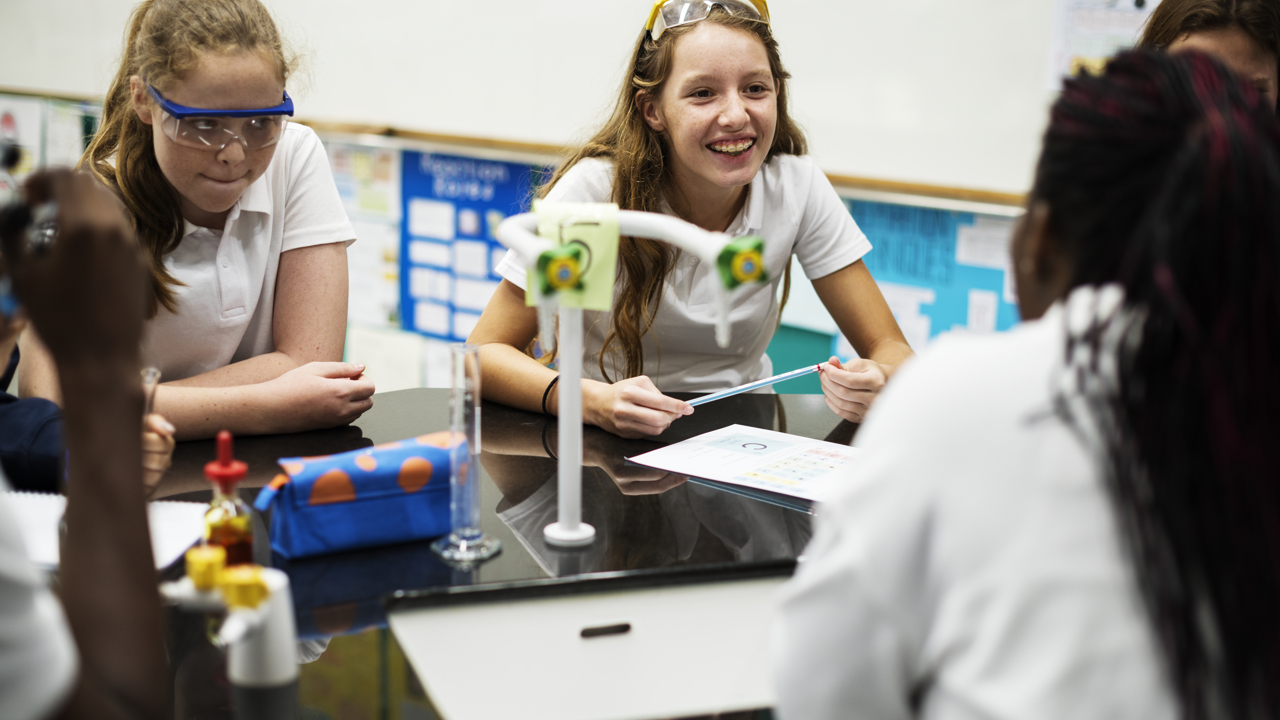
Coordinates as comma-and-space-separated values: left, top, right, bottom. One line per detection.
205, 430, 248, 492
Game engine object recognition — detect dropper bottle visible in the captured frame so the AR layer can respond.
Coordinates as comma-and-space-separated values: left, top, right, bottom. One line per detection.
204, 430, 253, 566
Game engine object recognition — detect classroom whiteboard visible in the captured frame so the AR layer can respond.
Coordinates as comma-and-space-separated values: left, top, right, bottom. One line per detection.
1, 0, 1061, 194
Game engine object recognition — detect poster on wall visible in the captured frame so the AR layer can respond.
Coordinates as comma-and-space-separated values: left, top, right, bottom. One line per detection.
849, 200, 1021, 354
399, 150, 548, 346
44, 100, 99, 168
326, 140, 402, 330
1047, 0, 1162, 90
0, 94, 45, 194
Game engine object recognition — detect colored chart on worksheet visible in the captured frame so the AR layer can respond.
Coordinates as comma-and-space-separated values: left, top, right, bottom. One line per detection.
628, 425, 858, 503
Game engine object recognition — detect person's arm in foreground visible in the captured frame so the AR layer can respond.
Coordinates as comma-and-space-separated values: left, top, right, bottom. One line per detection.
3, 170, 166, 720
468, 279, 692, 438
18, 240, 372, 440
771, 354, 935, 720
812, 260, 914, 423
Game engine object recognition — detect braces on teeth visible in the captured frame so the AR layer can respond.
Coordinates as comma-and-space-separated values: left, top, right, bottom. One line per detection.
711, 139, 754, 155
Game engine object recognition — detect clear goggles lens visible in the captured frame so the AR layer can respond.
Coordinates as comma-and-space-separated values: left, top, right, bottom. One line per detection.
648, 0, 768, 41
159, 113, 288, 151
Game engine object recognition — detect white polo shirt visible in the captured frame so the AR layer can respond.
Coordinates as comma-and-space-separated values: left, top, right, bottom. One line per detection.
141, 124, 355, 381
495, 155, 870, 392
771, 289, 1176, 720
0, 473, 77, 720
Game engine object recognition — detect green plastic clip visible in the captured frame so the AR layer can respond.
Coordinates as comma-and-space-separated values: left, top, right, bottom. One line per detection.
537, 244, 586, 295
717, 235, 768, 290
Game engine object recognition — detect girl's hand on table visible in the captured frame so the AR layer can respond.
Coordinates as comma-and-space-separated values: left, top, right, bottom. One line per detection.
142, 413, 176, 495
260, 361, 376, 433
819, 356, 887, 424
583, 375, 693, 439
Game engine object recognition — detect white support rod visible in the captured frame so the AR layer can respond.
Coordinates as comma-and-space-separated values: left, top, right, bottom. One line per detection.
556, 306, 583, 529
544, 304, 595, 548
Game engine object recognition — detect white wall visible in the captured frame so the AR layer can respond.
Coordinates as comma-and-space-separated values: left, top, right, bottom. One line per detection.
0, 0, 1056, 194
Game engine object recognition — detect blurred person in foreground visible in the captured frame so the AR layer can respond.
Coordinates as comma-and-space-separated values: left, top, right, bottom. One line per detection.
773, 50, 1280, 719
0, 171, 165, 719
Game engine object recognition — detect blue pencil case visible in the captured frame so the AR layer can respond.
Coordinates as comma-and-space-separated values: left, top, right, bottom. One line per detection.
254, 432, 457, 560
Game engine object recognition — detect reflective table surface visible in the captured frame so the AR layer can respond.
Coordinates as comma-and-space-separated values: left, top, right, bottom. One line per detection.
157, 389, 857, 719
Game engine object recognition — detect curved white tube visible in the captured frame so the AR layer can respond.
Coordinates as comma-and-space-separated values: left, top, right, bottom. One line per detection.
494, 213, 553, 266
617, 210, 730, 265
497, 210, 733, 267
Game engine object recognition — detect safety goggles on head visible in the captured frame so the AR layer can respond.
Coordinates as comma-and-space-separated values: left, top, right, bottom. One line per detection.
147, 84, 294, 152
645, 0, 770, 41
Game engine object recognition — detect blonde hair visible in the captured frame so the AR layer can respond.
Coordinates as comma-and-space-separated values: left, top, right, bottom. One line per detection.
542, 9, 805, 382
81, 0, 297, 316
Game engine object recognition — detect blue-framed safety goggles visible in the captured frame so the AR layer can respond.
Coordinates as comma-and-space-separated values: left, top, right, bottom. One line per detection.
645, 0, 769, 41
147, 84, 294, 151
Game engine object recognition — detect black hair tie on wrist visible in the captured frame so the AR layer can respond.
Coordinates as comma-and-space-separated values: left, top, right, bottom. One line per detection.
541, 375, 561, 416
541, 420, 558, 460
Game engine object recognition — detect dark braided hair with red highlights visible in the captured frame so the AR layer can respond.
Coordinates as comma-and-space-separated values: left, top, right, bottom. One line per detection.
1038, 49, 1280, 719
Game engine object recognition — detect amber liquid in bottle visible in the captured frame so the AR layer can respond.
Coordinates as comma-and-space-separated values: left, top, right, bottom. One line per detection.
205, 486, 253, 566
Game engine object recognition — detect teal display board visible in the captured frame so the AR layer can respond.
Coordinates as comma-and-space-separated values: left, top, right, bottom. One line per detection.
768, 197, 1023, 394
851, 198, 1021, 342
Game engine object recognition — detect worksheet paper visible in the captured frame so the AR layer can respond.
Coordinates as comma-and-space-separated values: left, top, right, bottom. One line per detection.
628, 425, 858, 503
5, 492, 207, 571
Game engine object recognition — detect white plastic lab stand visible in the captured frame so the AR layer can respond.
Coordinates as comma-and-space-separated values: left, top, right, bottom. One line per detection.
496, 209, 754, 550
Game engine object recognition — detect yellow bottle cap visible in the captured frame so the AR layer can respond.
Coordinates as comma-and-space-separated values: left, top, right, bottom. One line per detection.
220, 565, 269, 609
185, 545, 227, 592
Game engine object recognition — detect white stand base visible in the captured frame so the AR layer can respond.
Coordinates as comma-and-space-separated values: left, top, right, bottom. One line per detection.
544, 522, 596, 547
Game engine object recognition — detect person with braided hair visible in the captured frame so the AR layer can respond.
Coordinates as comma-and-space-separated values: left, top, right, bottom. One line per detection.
772, 49, 1280, 720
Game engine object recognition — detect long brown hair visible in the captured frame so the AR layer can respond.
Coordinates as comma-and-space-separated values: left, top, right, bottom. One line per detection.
542, 9, 806, 382
80, 0, 297, 317
1139, 0, 1280, 79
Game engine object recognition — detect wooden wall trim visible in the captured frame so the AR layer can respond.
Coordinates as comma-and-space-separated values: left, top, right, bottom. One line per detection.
296, 122, 1028, 207
0, 87, 1029, 207
824, 173, 1026, 207
0, 84, 100, 103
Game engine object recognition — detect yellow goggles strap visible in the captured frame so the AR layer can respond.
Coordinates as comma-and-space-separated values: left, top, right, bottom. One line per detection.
644, 0, 771, 33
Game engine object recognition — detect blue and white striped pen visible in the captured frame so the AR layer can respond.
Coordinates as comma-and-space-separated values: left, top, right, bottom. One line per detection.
687, 363, 826, 407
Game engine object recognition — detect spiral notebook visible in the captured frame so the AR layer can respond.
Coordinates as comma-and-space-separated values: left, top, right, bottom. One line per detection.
4, 491, 208, 570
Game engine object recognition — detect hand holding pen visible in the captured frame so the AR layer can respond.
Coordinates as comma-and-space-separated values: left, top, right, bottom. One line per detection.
582, 375, 694, 439
819, 356, 888, 423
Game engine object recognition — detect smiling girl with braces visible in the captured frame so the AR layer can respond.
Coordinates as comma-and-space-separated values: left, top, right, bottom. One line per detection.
470, 0, 915, 437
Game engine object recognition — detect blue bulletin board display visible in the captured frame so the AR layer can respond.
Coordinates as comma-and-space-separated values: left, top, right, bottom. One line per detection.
849, 198, 1022, 351
399, 151, 550, 341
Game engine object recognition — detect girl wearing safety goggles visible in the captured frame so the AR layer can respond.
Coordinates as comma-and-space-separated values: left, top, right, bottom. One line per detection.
16, 0, 374, 443
471, 0, 913, 437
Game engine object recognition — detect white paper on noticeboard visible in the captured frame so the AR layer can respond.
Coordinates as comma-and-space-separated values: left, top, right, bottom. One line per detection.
409, 239, 451, 268
414, 301, 451, 336
453, 240, 490, 278
453, 277, 499, 312
1047, 0, 1162, 90
409, 198, 456, 240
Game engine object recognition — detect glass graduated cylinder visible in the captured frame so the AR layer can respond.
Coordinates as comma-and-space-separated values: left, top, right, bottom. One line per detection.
432, 343, 500, 563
